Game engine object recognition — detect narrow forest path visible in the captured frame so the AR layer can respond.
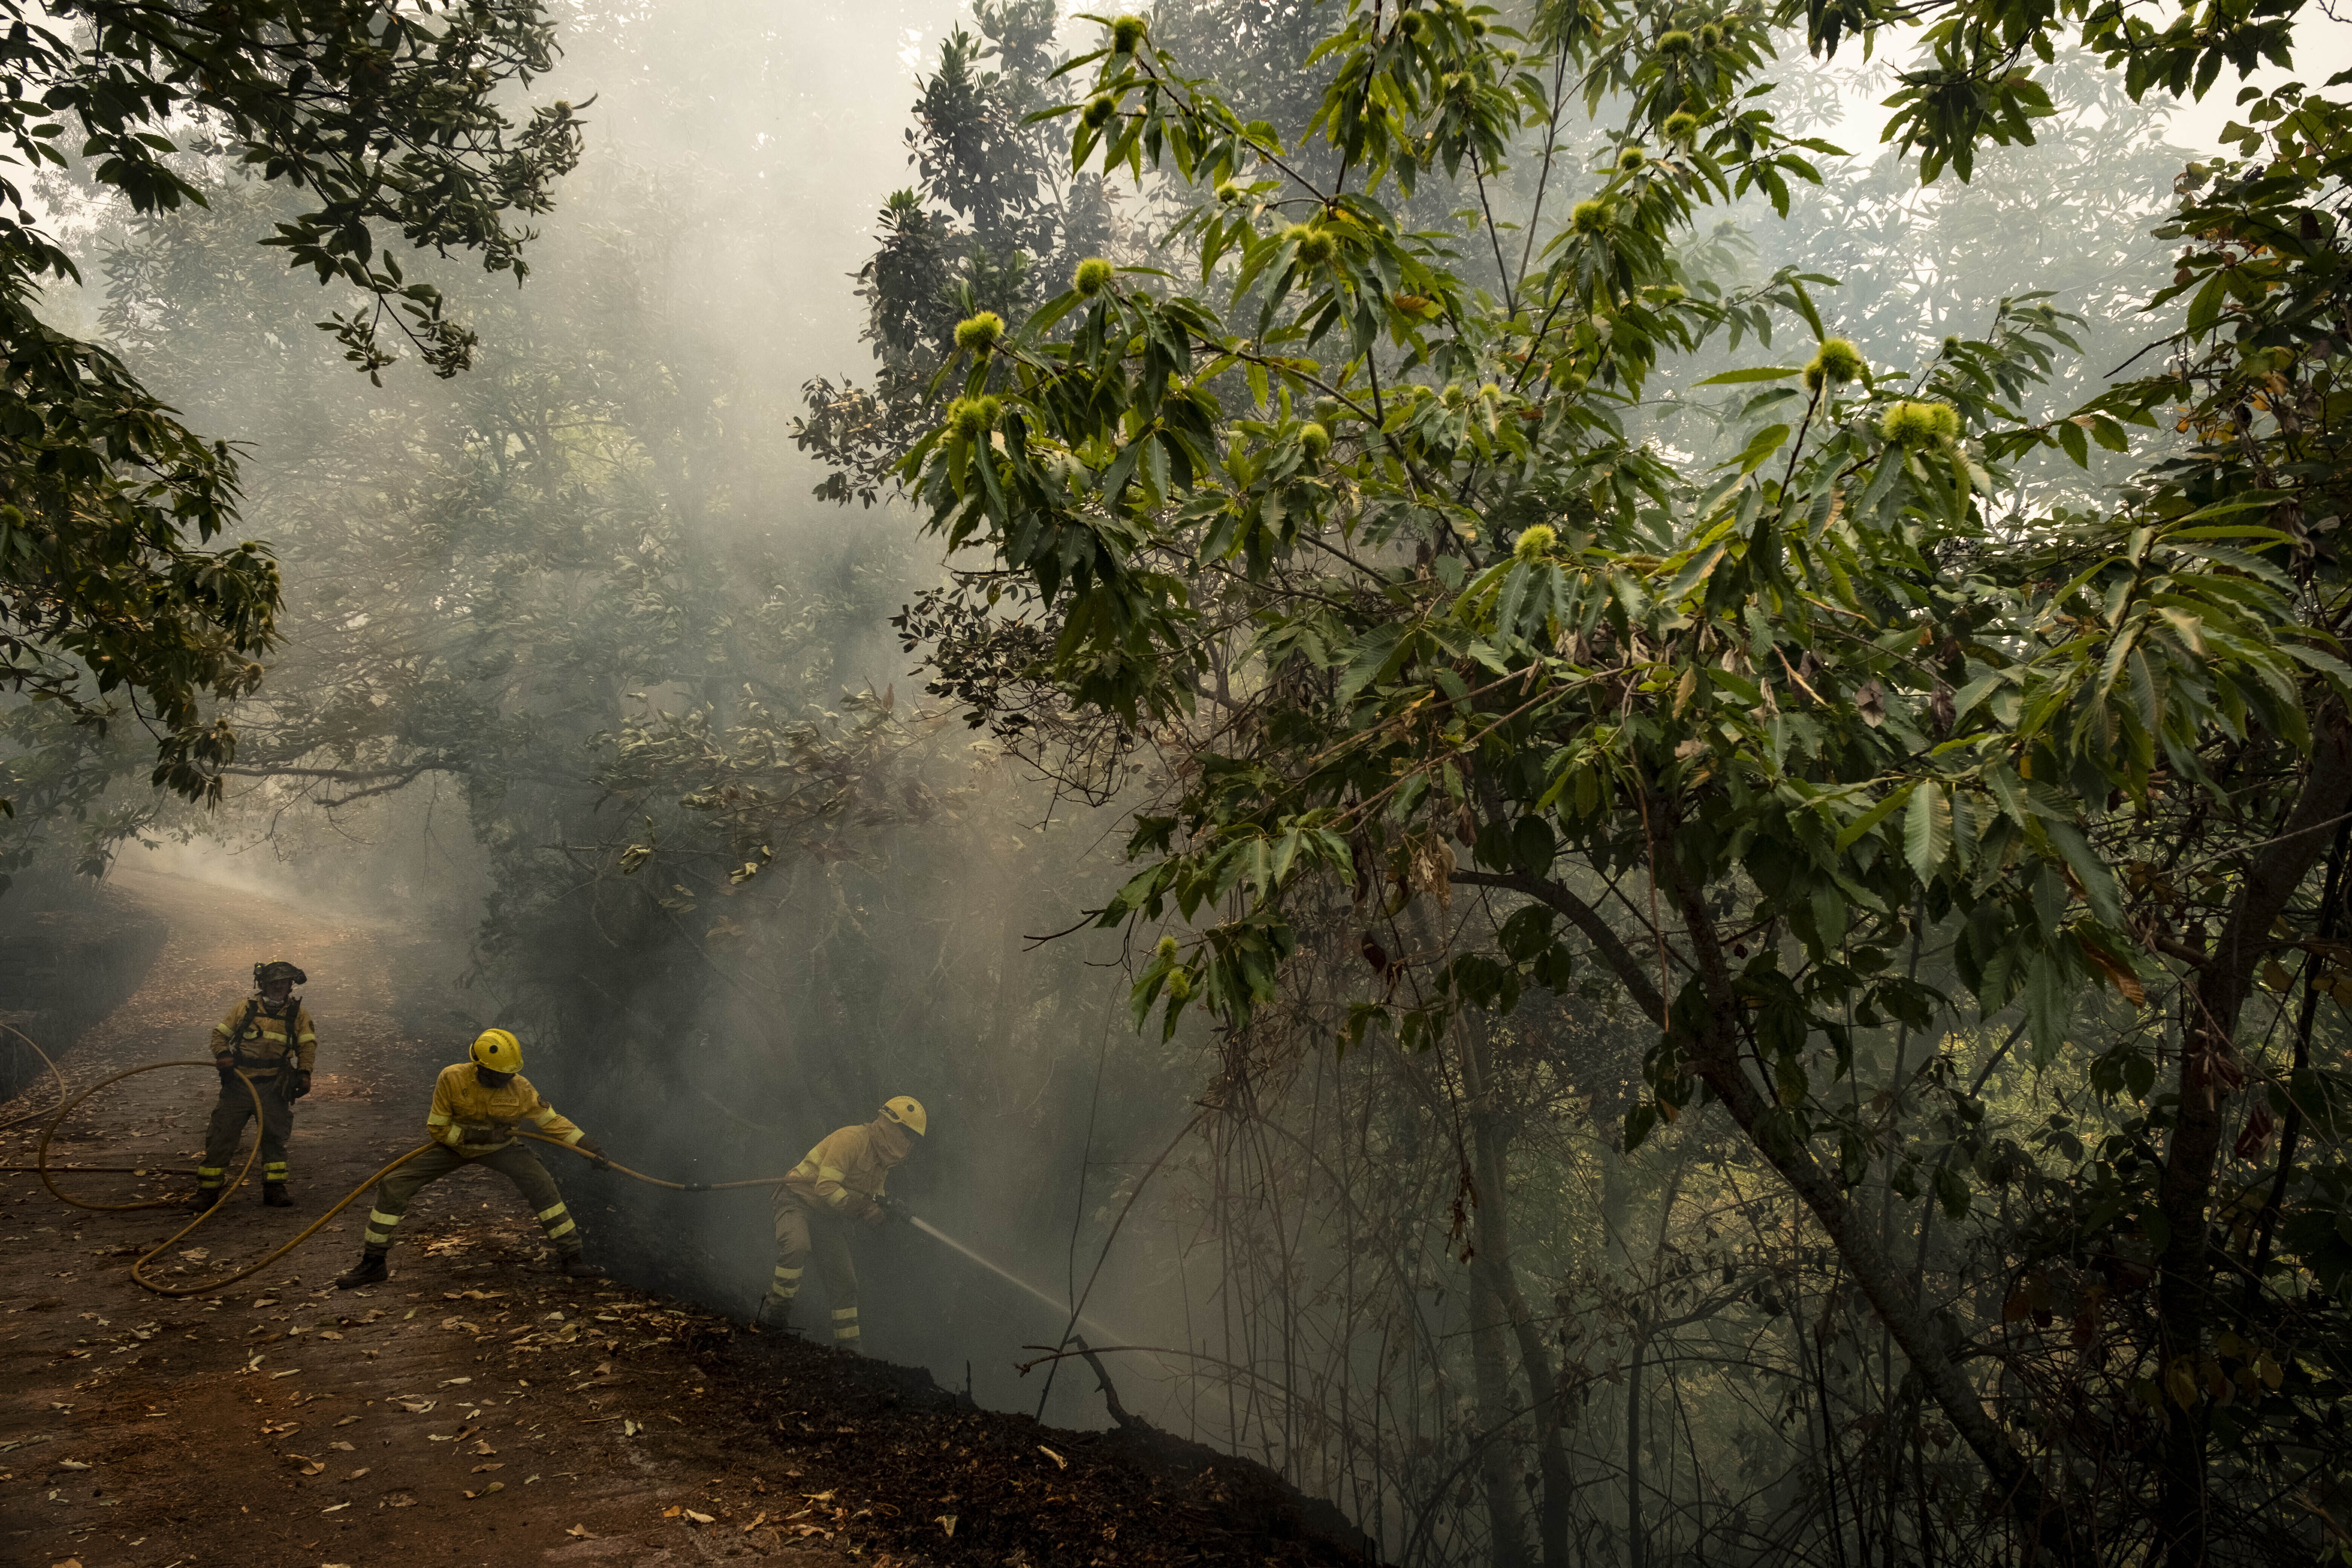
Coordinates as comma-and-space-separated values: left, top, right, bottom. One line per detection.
0, 868, 1374, 1568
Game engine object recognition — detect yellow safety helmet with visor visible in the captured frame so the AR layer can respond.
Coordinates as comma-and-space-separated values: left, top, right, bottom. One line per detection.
880, 1095, 926, 1138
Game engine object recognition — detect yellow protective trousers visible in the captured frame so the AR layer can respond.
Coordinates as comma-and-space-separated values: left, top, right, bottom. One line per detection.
765, 1192, 861, 1344
200, 1076, 295, 1190
359, 1143, 581, 1257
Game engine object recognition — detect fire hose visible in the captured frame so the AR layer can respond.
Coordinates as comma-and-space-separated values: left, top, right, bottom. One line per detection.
0, 1039, 799, 1299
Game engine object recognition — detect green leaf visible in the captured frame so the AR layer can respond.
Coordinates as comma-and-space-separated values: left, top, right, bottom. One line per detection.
1835, 781, 1917, 851
1691, 366, 1802, 386
1905, 782, 1952, 882
1734, 423, 1792, 475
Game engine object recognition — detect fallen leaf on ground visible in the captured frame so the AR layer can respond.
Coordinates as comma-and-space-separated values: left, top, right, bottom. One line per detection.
936, 1515, 958, 1538
347, 1468, 369, 1480
471, 1463, 505, 1473
56, 1460, 90, 1471
316, 1330, 344, 1340
566, 1524, 593, 1539
320, 1502, 349, 1514
803, 1490, 836, 1503
683, 1510, 715, 1525
329, 1441, 355, 1452
464, 1481, 505, 1499
469, 1439, 496, 1455
1039, 1445, 1067, 1468
270, 1369, 302, 1379
662, 1506, 681, 1519
743, 1512, 769, 1533
622, 1420, 640, 1437
333, 1416, 361, 1427
439, 1377, 472, 1386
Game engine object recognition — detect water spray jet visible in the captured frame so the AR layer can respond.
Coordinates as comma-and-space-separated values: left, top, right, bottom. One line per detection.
908, 1214, 1127, 1343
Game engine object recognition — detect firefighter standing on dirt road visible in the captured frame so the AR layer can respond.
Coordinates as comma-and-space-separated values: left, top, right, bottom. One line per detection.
760, 1096, 926, 1349
192, 959, 318, 1210
335, 1028, 611, 1288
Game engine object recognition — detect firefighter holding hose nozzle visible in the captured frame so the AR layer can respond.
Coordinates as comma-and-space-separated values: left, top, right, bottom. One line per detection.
760, 1096, 926, 1350
192, 959, 319, 1211
334, 1029, 611, 1289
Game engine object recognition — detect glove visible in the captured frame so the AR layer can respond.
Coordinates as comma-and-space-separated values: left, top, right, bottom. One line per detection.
576, 1137, 612, 1170
215, 1058, 237, 1089
876, 1193, 914, 1226
291, 1070, 312, 1100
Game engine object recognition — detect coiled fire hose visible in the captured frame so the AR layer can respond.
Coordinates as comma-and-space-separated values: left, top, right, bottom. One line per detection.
0, 1034, 793, 1298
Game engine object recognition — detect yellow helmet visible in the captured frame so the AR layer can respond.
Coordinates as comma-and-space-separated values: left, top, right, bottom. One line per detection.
880, 1095, 927, 1137
470, 1028, 523, 1074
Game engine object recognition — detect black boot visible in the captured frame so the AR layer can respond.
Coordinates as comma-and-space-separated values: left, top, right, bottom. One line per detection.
335, 1251, 389, 1289
557, 1253, 605, 1280
262, 1184, 294, 1208
186, 1187, 223, 1213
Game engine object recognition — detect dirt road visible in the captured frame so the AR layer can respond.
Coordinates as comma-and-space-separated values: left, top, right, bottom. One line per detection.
0, 867, 838, 1568
0, 870, 1374, 1568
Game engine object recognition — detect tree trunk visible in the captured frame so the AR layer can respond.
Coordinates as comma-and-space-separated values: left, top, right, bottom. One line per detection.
1624, 1323, 1647, 1568
1460, 1020, 1573, 1568
1651, 854, 2087, 1565
2155, 719, 2352, 1566
1466, 1262, 1530, 1568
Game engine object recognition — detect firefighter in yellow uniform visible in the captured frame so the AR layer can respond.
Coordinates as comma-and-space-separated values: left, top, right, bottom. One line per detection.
193, 959, 319, 1210
760, 1096, 926, 1349
334, 1029, 610, 1288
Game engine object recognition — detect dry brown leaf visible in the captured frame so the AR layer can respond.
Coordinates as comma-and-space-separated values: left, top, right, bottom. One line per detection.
935, 1515, 958, 1538
471, 1463, 505, 1474
742, 1511, 769, 1533
565, 1524, 594, 1539
329, 1441, 355, 1452
463, 1481, 505, 1500
662, 1506, 681, 1519
1038, 1445, 1067, 1469
333, 1415, 361, 1427
347, 1468, 369, 1480
684, 1510, 715, 1525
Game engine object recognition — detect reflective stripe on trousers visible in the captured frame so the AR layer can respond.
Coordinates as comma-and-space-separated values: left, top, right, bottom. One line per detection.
361, 1142, 579, 1255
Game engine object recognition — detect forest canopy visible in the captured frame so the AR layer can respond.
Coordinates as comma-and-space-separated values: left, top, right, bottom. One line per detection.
0, 0, 580, 825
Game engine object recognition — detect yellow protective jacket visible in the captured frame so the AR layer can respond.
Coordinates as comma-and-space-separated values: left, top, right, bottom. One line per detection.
211, 997, 318, 1076
781, 1118, 911, 1223
424, 1063, 583, 1158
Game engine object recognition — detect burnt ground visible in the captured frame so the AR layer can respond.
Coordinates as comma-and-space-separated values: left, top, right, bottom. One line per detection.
0, 867, 1373, 1568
